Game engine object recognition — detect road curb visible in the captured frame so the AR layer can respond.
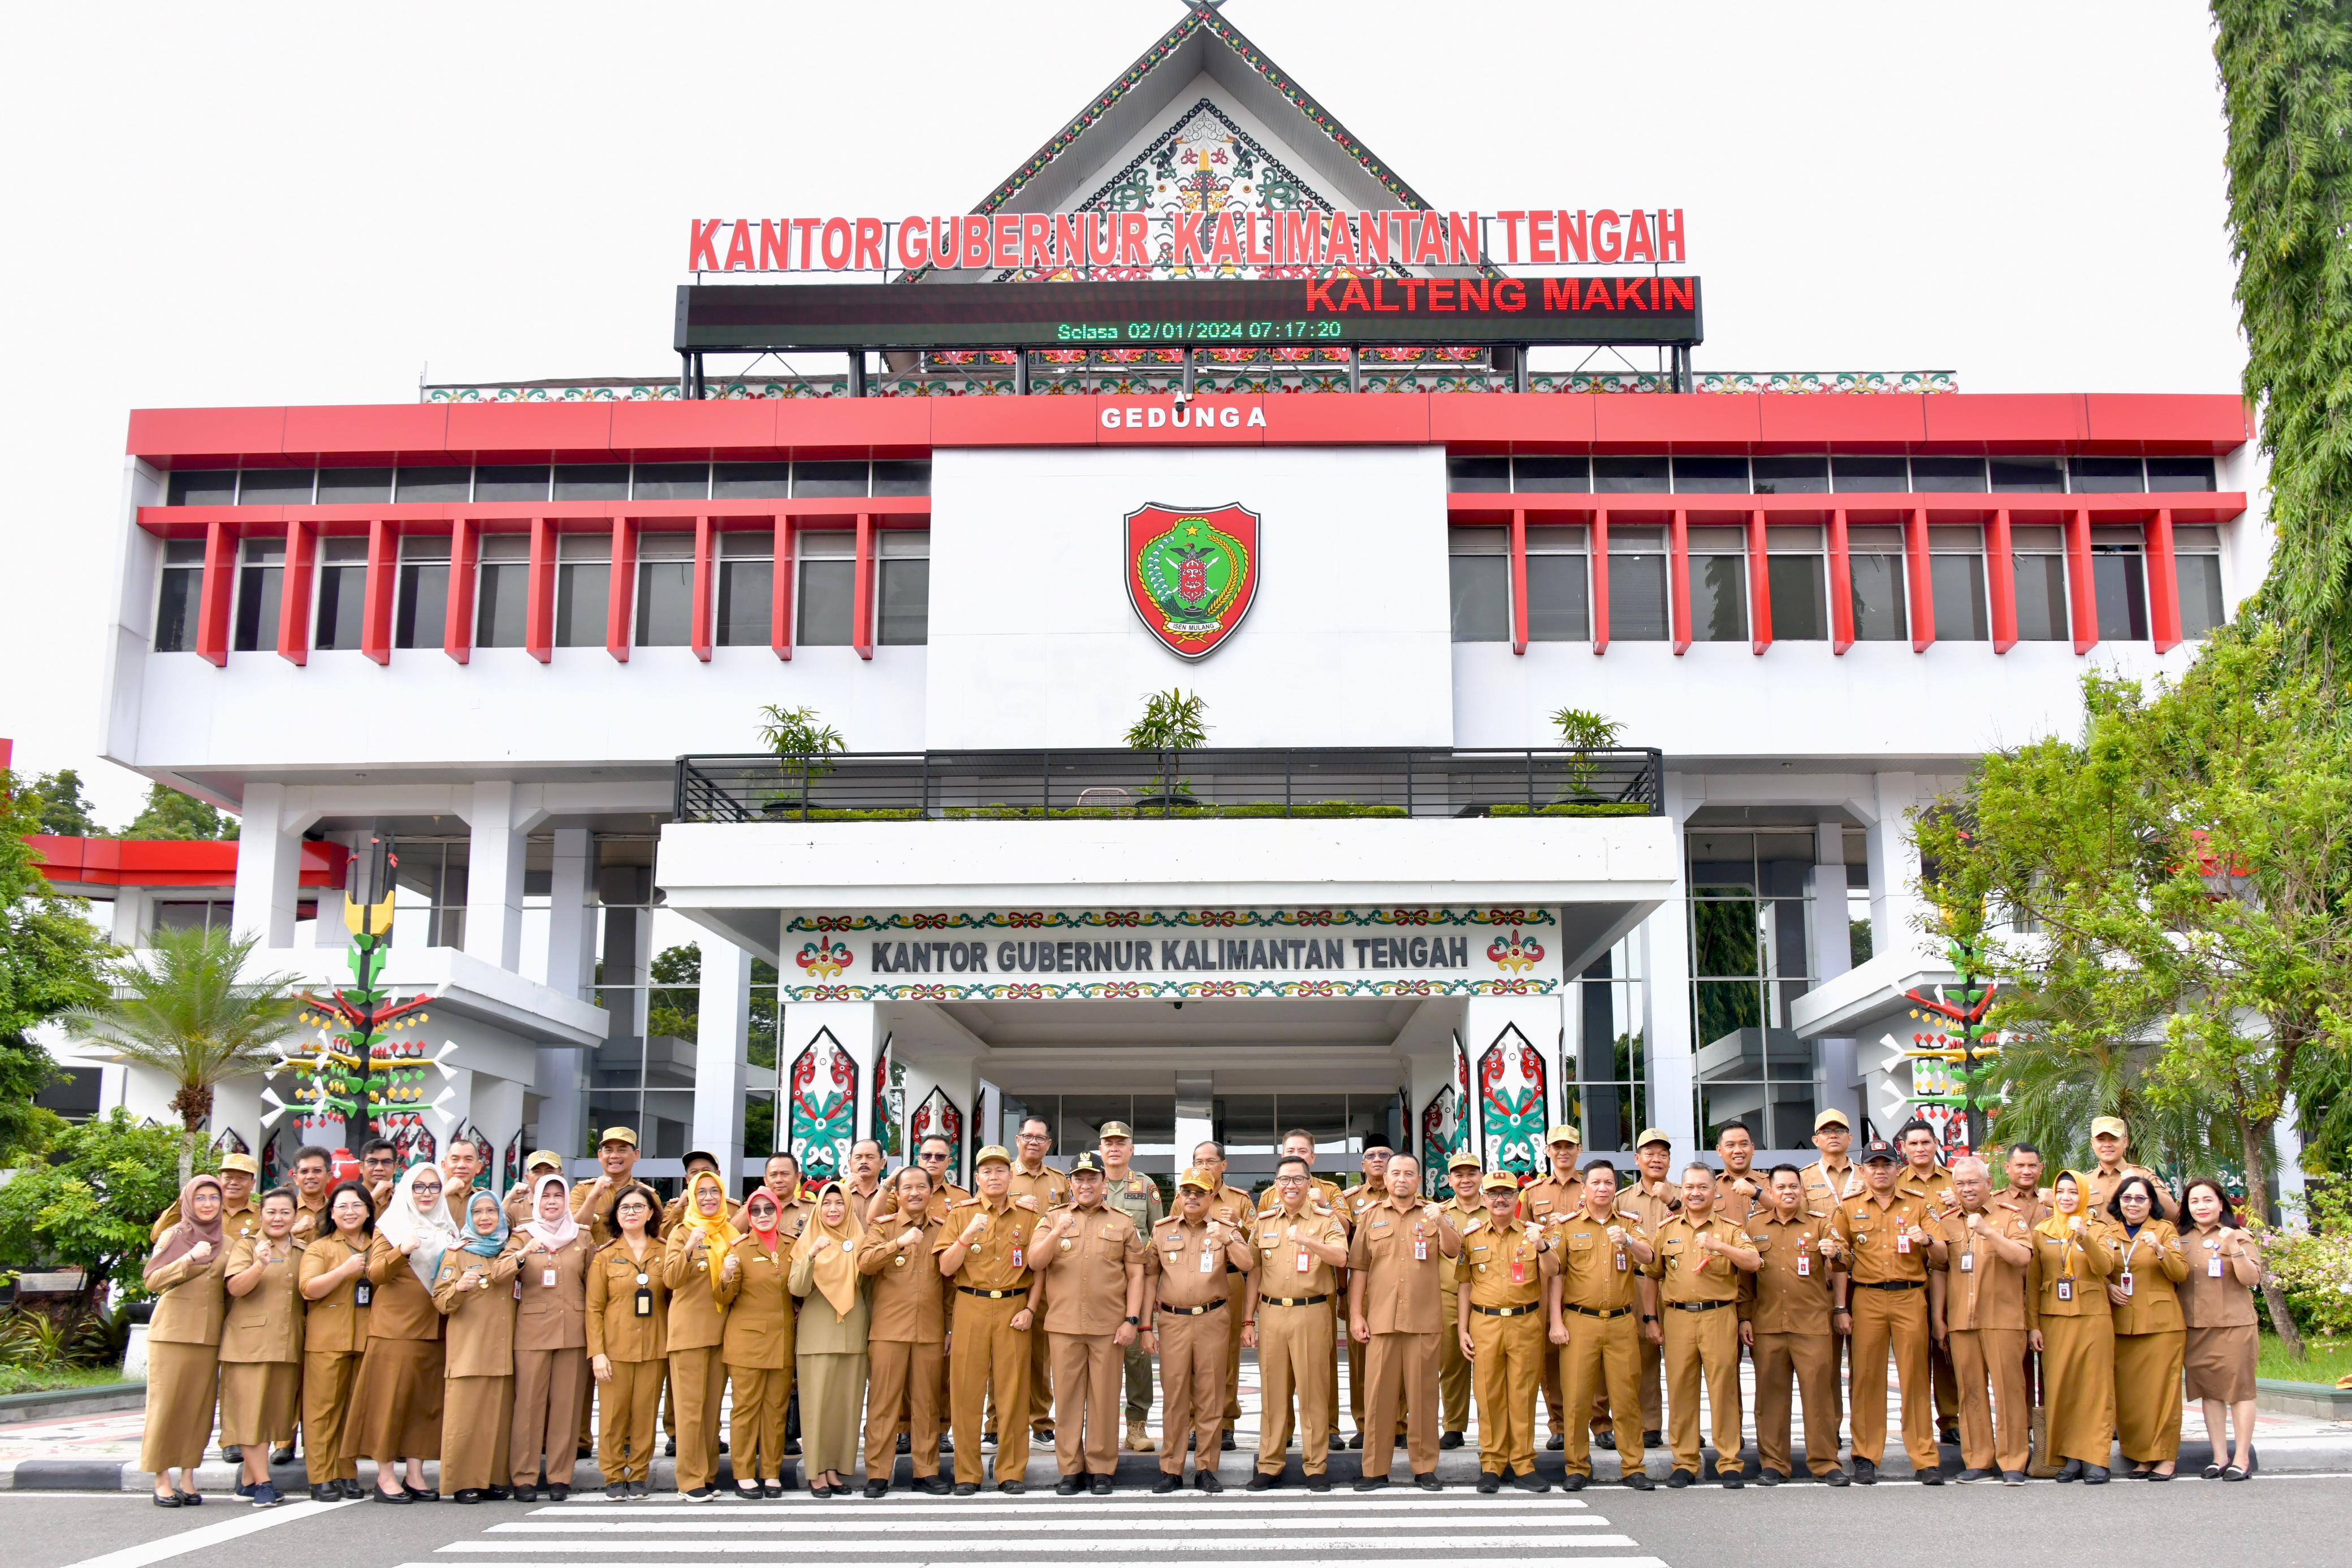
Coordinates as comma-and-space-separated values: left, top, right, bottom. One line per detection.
11, 1459, 130, 1491
0, 1384, 147, 1424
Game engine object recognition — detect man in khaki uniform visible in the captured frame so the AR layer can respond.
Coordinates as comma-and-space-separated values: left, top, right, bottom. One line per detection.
1893, 1119, 1961, 1443
505, 1149, 565, 1225
1519, 1125, 1585, 1449
1826, 1137, 1943, 1484
569, 1127, 643, 1244
440, 1136, 487, 1227
1003, 1117, 1069, 1443
1747, 1164, 1847, 1484
1544, 1160, 1656, 1491
288, 1145, 334, 1242
1927, 1154, 2035, 1483
1619, 1129, 1679, 1446
1800, 1108, 1862, 1216
1191, 1140, 1257, 1452
1026, 1154, 1144, 1494
1347, 1154, 1459, 1491
2085, 1115, 2179, 1221
1459, 1171, 1551, 1493
1260, 1129, 1348, 1442
1145, 1168, 1256, 1492
1650, 1163, 1758, 1488
1435, 1150, 1486, 1449
1097, 1123, 1162, 1453
1711, 1121, 1764, 1227
1340, 1141, 1398, 1446
936, 1145, 1039, 1493
738, 1150, 814, 1229
1242, 1155, 1348, 1491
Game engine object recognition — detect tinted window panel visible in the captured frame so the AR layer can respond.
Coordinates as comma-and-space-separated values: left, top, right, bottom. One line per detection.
798, 560, 855, 644
716, 560, 773, 646
2068, 457, 2145, 493
1513, 456, 1588, 492
2178, 556, 2225, 638
1930, 555, 1989, 640
237, 469, 315, 503
1750, 456, 1829, 495
1849, 553, 1908, 640
711, 462, 792, 499
155, 566, 200, 651
635, 560, 694, 646
473, 465, 550, 502
166, 470, 237, 506
396, 563, 448, 649
794, 461, 870, 498
1674, 456, 1750, 494
232, 565, 282, 652
1831, 455, 1908, 492
871, 460, 932, 496
554, 464, 629, 501
2014, 555, 2069, 641
316, 467, 393, 504
1988, 458, 2064, 493
314, 565, 367, 650
1690, 553, 1748, 640
1767, 555, 1827, 639
632, 464, 709, 500
555, 564, 609, 646
1911, 457, 1987, 493
1525, 553, 1589, 640
878, 558, 929, 644
1609, 553, 1670, 640
1446, 456, 1511, 493
1593, 455, 1671, 493
396, 467, 472, 503
2093, 551, 2148, 642
2146, 457, 2216, 491
475, 563, 528, 647
1449, 555, 1509, 640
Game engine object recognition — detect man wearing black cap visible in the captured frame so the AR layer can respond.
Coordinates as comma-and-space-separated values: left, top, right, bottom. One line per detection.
1826, 1137, 1942, 1483
1026, 1153, 1144, 1494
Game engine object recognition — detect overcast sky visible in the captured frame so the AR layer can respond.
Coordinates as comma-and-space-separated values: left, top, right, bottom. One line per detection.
0, 1, 2244, 825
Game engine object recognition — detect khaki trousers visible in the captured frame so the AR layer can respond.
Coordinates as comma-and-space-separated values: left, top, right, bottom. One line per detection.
1256, 1297, 1335, 1476
1154, 1309, 1229, 1476
1048, 1332, 1123, 1476
1753, 1331, 1841, 1477
301, 1351, 361, 1482
1361, 1329, 1439, 1479
1849, 1286, 1937, 1469
1439, 1288, 1472, 1433
1027, 1317, 1054, 1433
949, 1294, 1030, 1486
1562, 1311, 1646, 1479
511, 1348, 586, 1489
666, 1347, 727, 1492
440, 1375, 513, 1493
1468, 1310, 1544, 1476
865, 1339, 942, 1480
727, 1366, 790, 1483
1949, 1326, 2031, 1475
1222, 1280, 1246, 1424
1661, 1306, 1742, 1477
598, 1358, 663, 1484
1541, 1333, 1564, 1437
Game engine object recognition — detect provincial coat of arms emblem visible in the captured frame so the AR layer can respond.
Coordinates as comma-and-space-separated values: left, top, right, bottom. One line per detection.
1124, 501, 1260, 659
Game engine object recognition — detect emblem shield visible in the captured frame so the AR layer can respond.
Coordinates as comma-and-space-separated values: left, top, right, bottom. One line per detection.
1125, 501, 1260, 659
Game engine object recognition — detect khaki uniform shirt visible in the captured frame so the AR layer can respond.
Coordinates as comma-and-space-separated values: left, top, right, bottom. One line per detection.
1896, 1163, 1957, 1221
1460, 1214, 1547, 1310
1712, 1171, 1765, 1227
1828, 1188, 1934, 1287
1205, 1183, 1256, 1301
1436, 1196, 1488, 1292
1800, 1159, 1862, 1218
1007, 1163, 1070, 1212
298, 1234, 370, 1354
1991, 1189, 2050, 1229
859, 1212, 948, 1342
2030, 1219, 2120, 1322
868, 1181, 966, 1228
1034, 1203, 1145, 1336
1252, 1203, 1347, 1300
1148, 1212, 1252, 1313
569, 1172, 641, 1246
2176, 1225, 2260, 1328
585, 1238, 668, 1362
432, 1248, 520, 1376
220, 1233, 304, 1363
1748, 1211, 1838, 1335
145, 1247, 228, 1346
2108, 1220, 2189, 1336
362, 1235, 442, 1342
504, 1230, 593, 1350
1549, 1207, 1644, 1314
1521, 1171, 1586, 1231
2085, 1165, 2169, 1219
1627, 1176, 1682, 1231
1931, 1206, 2034, 1332
1260, 1175, 1344, 1216
714, 1235, 796, 1368
1346, 1194, 1450, 1334
1651, 1214, 1750, 1306
289, 1192, 331, 1243
935, 1196, 1035, 1295
660, 1225, 732, 1350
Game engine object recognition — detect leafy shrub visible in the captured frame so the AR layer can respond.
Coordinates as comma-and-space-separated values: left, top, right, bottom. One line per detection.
2267, 1183, 2352, 1339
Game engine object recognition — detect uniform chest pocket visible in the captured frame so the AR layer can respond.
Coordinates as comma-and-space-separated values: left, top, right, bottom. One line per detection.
1752, 1235, 1772, 1254
1567, 1235, 1594, 1254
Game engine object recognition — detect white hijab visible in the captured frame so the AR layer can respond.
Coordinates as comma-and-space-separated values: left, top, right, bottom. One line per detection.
522, 1173, 580, 1250
378, 1163, 461, 1289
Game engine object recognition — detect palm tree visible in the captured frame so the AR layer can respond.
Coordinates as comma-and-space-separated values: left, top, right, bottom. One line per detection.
59, 925, 306, 1184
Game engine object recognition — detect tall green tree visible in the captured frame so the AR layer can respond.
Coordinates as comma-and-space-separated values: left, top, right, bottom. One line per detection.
0, 1111, 201, 1310
2215, 1, 2352, 658
0, 772, 113, 1164
56, 925, 304, 1185
122, 783, 238, 842
24, 769, 104, 838
1918, 625, 2352, 1347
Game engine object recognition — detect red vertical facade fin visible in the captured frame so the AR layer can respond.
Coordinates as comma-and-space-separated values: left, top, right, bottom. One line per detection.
770, 514, 794, 661
1747, 507, 1771, 654
1590, 511, 1611, 654
853, 512, 875, 659
1905, 507, 1935, 653
277, 518, 315, 666
526, 516, 555, 663
1508, 508, 1529, 656
197, 519, 235, 666
1987, 508, 2018, 653
360, 518, 396, 666
2147, 508, 2182, 652
1827, 508, 1854, 654
2066, 506, 2098, 655
691, 515, 715, 662
607, 516, 637, 663
446, 519, 478, 665
1669, 509, 1691, 656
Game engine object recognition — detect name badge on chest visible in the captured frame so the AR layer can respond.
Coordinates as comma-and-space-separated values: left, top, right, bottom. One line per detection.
353, 1281, 372, 1307
634, 1281, 653, 1317
1958, 1249, 1974, 1273
1510, 1257, 1528, 1284
1296, 1246, 1312, 1274
2208, 1256, 2225, 1278
1199, 1243, 1216, 1274
542, 1268, 557, 1288
2119, 1270, 2134, 1297
2056, 1277, 2074, 1302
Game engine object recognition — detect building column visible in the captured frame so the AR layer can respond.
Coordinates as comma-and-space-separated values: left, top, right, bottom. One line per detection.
531, 827, 595, 1160
461, 780, 543, 973
210, 1076, 266, 1160
468, 1073, 528, 1192
109, 890, 148, 947
691, 941, 753, 1189
1808, 818, 1862, 1133
230, 782, 312, 949
775, 1000, 880, 1185
898, 1043, 981, 1189
1641, 775, 1700, 1159
1459, 994, 1566, 1176
1402, 1021, 1468, 1198
1864, 772, 1927, 969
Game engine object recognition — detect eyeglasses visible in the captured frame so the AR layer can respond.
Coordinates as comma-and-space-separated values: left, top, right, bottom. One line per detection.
919, 1151, 949, 1162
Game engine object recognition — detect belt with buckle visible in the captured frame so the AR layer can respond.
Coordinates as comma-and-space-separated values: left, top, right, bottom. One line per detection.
1563, 1304, 1633, 1319
957, 1287, 1023, 1300
1263, 1294, 1330, 1308
1666, 1300, 1732, 1313
1157, 1298, 1226, 1317
1470, 1303, 1540, 1318
1852, 1279, 1926, 1291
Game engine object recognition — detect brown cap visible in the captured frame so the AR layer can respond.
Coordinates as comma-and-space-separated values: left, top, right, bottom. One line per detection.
524, 1149, 563, 1171
1814, 1108, 1851, 1130
2090, 1116, 2127, 1141
598, 1127, 638, 1148
1545, 1124, 1582, 1146
1480, 1171, 1521, 1193
218, 1153, 259, 1176
1636, 1128, 1671, 1149
1447, 1150, 1484, 1172
1098, 1121, 1135, 1140
1177, 1167, 1216, 1192
973, 1145, 1013, 1169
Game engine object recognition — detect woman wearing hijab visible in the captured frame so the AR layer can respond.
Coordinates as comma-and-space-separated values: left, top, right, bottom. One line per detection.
788, 1181, 871, 1497
2028, 1169, 2120, 1483
142, 1175, 231, 1505
857, 1164, 951, 1497
2180, 1177, 2263, 1479
715, 1188, 797, 1497
504, 1172, 594, 1502
434, 1191, 520, 1502
663, 1169, 737, 1498
587, 1184, 668, 1498
358, 1163, 454, 1501
220, 1189, 305, 1506
299, 1179, 377, 1500
2105, 1175, 2189, 1479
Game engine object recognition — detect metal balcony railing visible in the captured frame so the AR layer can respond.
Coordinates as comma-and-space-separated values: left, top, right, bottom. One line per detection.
673, 747, 1663, 824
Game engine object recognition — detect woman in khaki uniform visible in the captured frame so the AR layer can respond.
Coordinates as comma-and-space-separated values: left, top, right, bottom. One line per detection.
664, 1169, 737, 1497
142, 1175, 230, 1505
2027, 1170, 2118, 1483
2179, 1177, 2263, 1480
858, 1166, 950, 1497
298, 1180, 375, 1500
358, 1164, 455, 1502
220, 1189, 305, 1505
434, 1192, 520, 1502
587, 1184, 668, 1498
714, 1188, 797, 1497
2104, 1175, 2188, 1479
505, 1173, 593, 1501
788, 1181, 871, 1496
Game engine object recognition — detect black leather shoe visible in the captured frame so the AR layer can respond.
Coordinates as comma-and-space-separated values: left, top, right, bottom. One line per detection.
1089, 1475, 1112, 1496
1196, 1471, 1223, 1493
404, 1485, 439, 1502
1152, 1475, 1182, 1494
546, 1484, 568, 1502
310, 1484, 339, 1502
1441, 1431, 1464, 1450
1720, 1474, 1743, 1489
997, 1480, 1024, 1495
374, 1487, 411, 1504
1306, 1475, 1329, 1492
1245, 1472, 1278, 1491
1221, 1432, 1236, 1450
898, 1435, 911, 1454
1621, 1471, 1653, 1491
1412, 1472, 1441, 1492
1955, 1469, 1994, 1484
1757, 1469, 1785, 1486
604, 1483, 626, 1500
761, 1480, 786, 1499
1918, 1468, 1944, 1486
1938, 1424, 1961, 1448
863, 1480, 888, 1499
664, 1439, 677, 1457
220, 1445, 243, 1464
2001, 1471, 2026, 1486
1477, 1471, 1501, 1494
576, 1446, 592, 1461
1509, 1470, 1549, 1493
953, 1482, 979, 1496
1562, 1472, 1587, 1492
1824, 1468, 1851, 1487
1667, 1468, 1693, 1489
1853, 1458, 1878, 1485
1352, 1475, 1389, 1492
2057, 1459, 2083, 1483
1346, 1433, 1363, 1449
177, 1491, 201, 1506
1593, 1431, 1617, 1451
1547, 1432, 1565, 1450
511, 1485, 539, 1504
453, 1489, 483, 1504
1032, 1426, 1053, 1443
1056, 1476, 1084, 1496
271, 1446, 296, 1468
486, 1485, 511, 1501
152, 1492, 181, 1509
2083, 1465, 2109, 1485
918, 1476, 953, 1495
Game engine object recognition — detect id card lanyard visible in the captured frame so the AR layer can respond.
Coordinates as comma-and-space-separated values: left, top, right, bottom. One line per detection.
2055, 1233, 2078, 1302
349, 1239, 373, 1307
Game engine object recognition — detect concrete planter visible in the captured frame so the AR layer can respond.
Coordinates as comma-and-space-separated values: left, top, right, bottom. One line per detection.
2256, 1378, 2352, 1420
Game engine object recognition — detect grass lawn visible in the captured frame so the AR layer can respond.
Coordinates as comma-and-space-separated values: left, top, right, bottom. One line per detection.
2256, 1333, 2352, 1386
0, 1364, 136, 1398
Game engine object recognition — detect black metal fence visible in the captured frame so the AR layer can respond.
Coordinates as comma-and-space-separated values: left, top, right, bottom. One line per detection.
674, 747, 1663, 824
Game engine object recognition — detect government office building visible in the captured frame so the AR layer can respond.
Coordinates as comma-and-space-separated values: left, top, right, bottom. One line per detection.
74, 7, 2263, 1199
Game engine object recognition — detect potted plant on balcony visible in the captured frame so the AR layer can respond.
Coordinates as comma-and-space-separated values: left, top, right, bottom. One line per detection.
1485, 707, 1644, 818
756, 704, 845, 819
1124, 688, 1209, 815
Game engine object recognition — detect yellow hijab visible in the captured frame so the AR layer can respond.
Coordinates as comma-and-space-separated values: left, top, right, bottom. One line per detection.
790, 1180, 866, 1319
2035, 1169, 2095, 1248
682, 1170, 740, 1270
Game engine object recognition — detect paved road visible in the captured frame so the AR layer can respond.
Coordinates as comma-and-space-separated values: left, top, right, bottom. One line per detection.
9, 1472, 2352, 1568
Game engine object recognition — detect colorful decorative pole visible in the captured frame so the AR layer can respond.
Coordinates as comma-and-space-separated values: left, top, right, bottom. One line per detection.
1900, 937, 2001, 1154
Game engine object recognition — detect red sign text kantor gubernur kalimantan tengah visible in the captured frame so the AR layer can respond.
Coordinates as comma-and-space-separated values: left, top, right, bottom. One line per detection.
688, 208, 1686, 272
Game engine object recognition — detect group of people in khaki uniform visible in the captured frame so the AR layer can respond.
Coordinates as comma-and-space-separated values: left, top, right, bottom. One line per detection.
135, 1106, 2268, 1505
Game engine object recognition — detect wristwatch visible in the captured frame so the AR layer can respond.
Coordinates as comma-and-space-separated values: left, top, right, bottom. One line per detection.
1641, 1314, 1657, 1323
1126, 1315, 1142, 1327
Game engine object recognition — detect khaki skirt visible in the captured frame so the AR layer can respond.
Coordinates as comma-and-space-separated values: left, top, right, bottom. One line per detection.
795, 1350, 868, 1476
217, 1359, 301, 1447
140, 1340, 220, 1474
352, 1337, 446, 1460
2038, 1314, 2117, 1468
2112, 1329, 2184, 1463
2184, 1322, 2259, 1404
